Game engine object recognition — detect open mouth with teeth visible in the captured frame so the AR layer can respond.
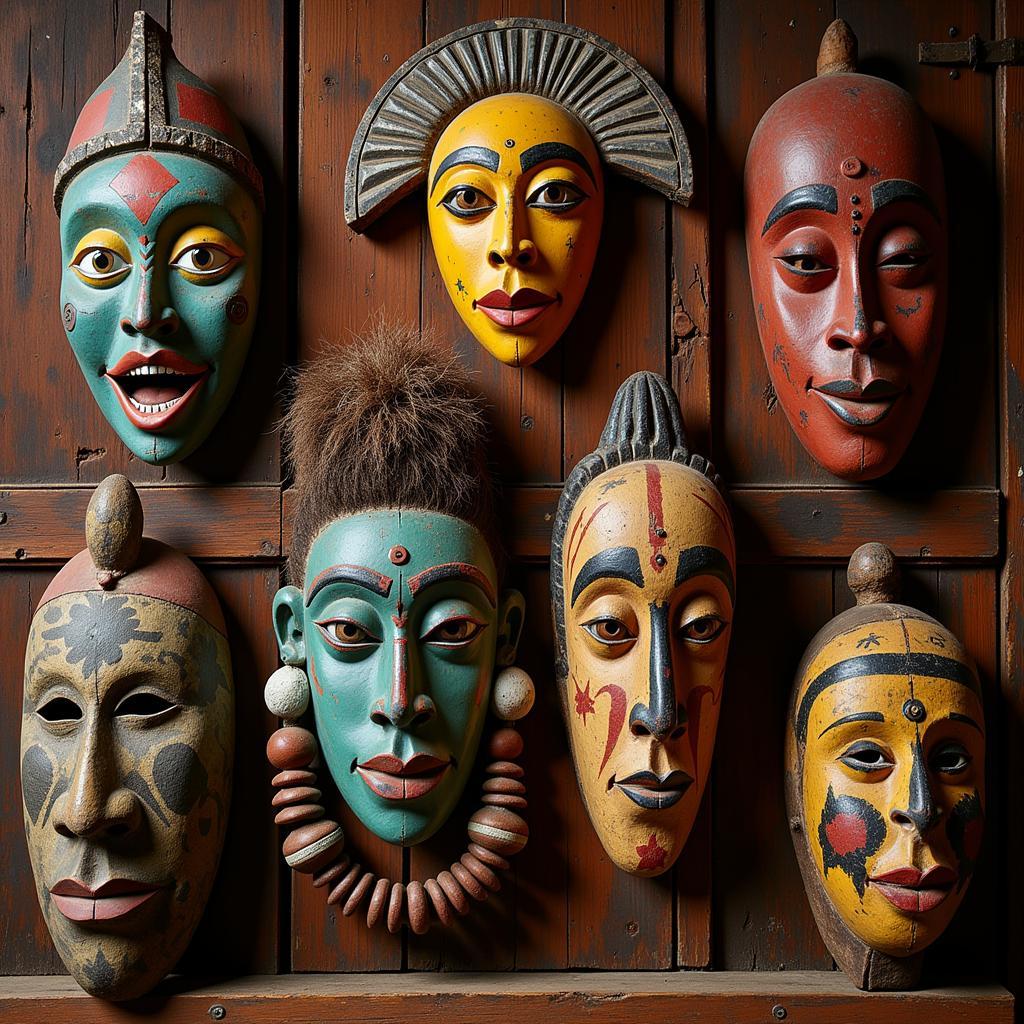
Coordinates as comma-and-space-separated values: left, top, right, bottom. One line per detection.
105, 351, 209, 431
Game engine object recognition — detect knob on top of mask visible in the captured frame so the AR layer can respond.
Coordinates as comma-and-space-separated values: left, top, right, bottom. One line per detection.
846, 542, 900, 606
85, 474, 144, 589
816, 18, 857, 76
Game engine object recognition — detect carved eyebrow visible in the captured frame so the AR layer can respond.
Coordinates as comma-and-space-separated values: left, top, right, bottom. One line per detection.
571, 547, 643, 607
407, 562, 496, 608
305, 565, 393, 606
948, 711, 984, 734
520, 142, 596, 185
429, 146, 501, 196
870, 179, 940, 222
761, 184, 839, 235
818, 711, 885, 739
675, 546, 736, 605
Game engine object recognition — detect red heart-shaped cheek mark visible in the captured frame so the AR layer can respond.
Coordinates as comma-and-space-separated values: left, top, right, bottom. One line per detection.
825, 812, 867, 856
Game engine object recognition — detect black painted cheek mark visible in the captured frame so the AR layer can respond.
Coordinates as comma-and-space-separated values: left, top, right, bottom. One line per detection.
41, 773, 69, 828
22, 745, 53, 824
896, 295, 923, 318
153, 743, 208, 816
818, 784, 886, 898
81, 949, 116, 994
946, 789, 984, 891
123, 769, 170, 827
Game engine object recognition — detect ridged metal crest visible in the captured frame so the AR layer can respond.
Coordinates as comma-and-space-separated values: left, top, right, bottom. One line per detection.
345, 18, 693, 231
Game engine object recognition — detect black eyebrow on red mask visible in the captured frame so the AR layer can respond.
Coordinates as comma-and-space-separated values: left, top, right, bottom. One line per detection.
305, 564, 394, 606
761, 184, 839, 235
870, 179, 941, 222
430, 146, 501, 196
571, 546, 643, 607
520, 142, 596, 185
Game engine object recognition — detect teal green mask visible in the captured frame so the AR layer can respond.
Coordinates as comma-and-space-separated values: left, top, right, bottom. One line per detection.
274, 511, 524, 846
58, 152, 261, 465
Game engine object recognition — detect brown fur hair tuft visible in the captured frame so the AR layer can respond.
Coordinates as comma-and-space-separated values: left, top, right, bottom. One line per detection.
284, 322, 497, 582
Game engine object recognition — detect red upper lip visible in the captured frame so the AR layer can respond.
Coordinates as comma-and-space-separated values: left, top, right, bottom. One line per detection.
50, 878, 161, 898
106, 350, 208, 376
357, 753, 450, 776
475, 288, 556, 310
870, 866, 958, 889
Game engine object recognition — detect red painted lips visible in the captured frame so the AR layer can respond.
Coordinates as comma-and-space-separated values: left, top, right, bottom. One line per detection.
356, 753, 452, 801
474, 288, 557, 329
49, 878, 164, 923
105, 349, 209, 431
869, 865, 957, 913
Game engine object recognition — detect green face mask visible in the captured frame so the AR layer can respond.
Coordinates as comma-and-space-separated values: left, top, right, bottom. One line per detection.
274, 511, 524, 846
58, 152, 262, 465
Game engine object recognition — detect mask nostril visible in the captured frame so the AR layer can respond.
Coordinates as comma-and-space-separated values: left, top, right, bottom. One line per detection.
488, 251, 504, 267
630, 721, 649, 737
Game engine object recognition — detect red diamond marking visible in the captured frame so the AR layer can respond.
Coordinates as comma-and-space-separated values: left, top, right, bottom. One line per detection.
67, 88, 113, 152
109, 154, 179, 225
176, 82, 231, 135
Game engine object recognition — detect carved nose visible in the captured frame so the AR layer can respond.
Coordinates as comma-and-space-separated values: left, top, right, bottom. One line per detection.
891, 737, 940, 834
120, 310, 179, 339
488, 239, 537, 268
628, 602, 685, 742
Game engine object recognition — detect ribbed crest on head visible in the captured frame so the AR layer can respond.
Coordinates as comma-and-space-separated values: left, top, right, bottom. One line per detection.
284, 322, 495, 582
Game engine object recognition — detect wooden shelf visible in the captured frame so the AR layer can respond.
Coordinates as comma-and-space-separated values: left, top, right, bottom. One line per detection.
0, 971, 1012, 1022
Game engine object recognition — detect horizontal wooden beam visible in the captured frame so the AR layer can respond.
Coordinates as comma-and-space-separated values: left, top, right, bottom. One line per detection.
0, 487, 281, 562
0, 972, 1011, 1023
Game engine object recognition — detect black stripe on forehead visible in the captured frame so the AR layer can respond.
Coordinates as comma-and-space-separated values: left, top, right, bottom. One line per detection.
430, 145, 500, 195
520, 142, 596, 185
761, 184, 838, 235
870, 178, 940, 221
796, 652, 979, 745
570, 546, 643, 607
676, 546, 735, 605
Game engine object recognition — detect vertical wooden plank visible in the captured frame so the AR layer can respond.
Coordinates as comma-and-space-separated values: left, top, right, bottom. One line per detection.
997, 0, 1024, 1007
0, 570, 66, 975
420, 1, 564, 486
166, 0, 286, 485
715, 566, 832, 971
670, 0, 713, 968
559, 0, 674, 970
292, 0, 422, 970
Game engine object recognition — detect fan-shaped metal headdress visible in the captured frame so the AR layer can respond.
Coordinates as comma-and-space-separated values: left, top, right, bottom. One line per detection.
345, 18, 693, 231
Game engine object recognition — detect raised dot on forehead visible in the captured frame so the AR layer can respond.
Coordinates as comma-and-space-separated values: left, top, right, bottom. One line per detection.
841, 157, 863, 178
903, 698, 927, 723
389, 545, 410, 566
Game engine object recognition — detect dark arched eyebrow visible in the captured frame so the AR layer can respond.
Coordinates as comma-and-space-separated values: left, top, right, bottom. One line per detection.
675, 546, 735, 605
870, 179, 940, 222
520, 142, 596, 185
430, 146, 501, 196
818, 710, 885, 738
948, 711, 984, 734
306, 564, 393, 606
571, 546, 643, 607
407, 562, 496, 609
761, 184, 838, 235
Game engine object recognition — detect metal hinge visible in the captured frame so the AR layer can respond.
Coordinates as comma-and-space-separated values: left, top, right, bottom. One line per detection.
919, 34, 1024, 69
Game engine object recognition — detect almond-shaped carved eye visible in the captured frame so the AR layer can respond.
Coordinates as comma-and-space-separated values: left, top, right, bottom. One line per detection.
72, 247, 131, 283
777, 252, 833, 275
525, 180, 587, 212
581, 617, 636, 646
316, 618, 382, 650
170, 245, 239, 277
115, 693, 178, 718
422, 617, 486, 647
839, 741, 894, 774
679, 615, 727, 644
931, 742, 971, 775
439, 185, 497, 219
36, 696, 83, 723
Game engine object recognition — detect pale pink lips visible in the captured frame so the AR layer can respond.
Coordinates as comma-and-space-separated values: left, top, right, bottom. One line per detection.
869, 865, 957, 913
49, 878, 164, 922
356, 753, 452, 801
474, 288, 557, 329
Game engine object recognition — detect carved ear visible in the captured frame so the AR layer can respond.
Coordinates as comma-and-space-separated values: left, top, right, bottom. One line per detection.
495, 589, 526, 668
273, 586, 306, 666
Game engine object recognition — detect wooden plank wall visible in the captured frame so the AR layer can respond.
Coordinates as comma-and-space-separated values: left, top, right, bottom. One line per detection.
0, 0, 1014, 1006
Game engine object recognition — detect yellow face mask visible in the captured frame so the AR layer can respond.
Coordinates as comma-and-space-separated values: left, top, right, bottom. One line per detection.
794, 613, 984, 960
426, 94, 604, 368
560, 459, 735, 875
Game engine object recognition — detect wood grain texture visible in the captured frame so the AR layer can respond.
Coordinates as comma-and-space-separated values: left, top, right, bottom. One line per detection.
0, 972, 1012, 1023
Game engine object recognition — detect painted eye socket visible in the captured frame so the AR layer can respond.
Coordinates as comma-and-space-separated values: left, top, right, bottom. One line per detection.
422, 617, 486, 647
931, 742, 971, 775
36, 696, 83, 723
878, 250, 929, 269
316, 618, 382, 650
439, 185, 497, 219
115, 693, 178, 718
72, 247, 130, 282
839, 741, 894, 773
679, 614, 727, 644
170, 245, 239, 278
525, 179, 587, 212
777, 252, 833, 275
581, 617, 637, 646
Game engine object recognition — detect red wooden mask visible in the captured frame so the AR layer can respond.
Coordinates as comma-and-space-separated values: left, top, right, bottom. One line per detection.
744, 20, 947, 481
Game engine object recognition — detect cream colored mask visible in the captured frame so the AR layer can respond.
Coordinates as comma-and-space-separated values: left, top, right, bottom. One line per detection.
786, 543, 983, 990
20, 475, 233, 1000
551, 372, 735, 875
345, 18, 693, 367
